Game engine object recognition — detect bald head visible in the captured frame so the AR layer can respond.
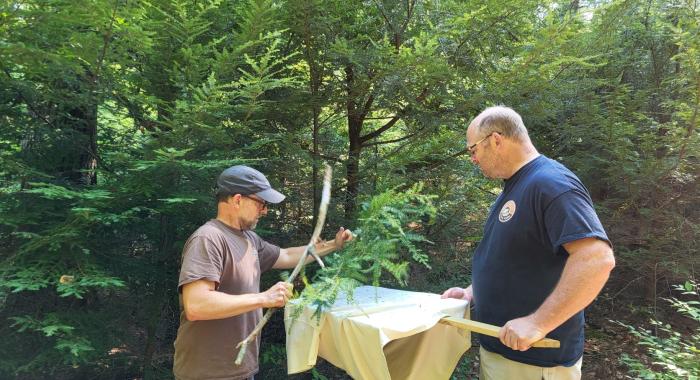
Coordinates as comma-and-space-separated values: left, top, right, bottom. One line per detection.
470, 106, 530, 143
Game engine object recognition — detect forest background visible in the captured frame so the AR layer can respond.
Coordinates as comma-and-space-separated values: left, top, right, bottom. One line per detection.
1, 0, 698, 379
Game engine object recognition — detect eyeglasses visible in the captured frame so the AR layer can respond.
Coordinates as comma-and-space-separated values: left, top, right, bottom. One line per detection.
242, 195, 268, 210
467, 131, 502, 154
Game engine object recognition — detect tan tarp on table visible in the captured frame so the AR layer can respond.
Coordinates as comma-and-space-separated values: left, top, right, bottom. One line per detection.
285, 286, 471, 380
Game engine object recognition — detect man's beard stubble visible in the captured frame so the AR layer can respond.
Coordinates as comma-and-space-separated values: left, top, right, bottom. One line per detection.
239, 215, 258, 231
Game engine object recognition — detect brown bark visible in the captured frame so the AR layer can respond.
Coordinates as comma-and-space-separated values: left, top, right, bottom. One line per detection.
69, 100, 98, 186
345, 65, 362, 219
300, 2, 324, 224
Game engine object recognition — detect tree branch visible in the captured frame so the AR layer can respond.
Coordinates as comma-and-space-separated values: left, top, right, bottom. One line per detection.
358, 93, 375, 122
235, 165, 333, 365
360, 115, 401, 143
362, 124, 428, 147
2, 67, 56, 129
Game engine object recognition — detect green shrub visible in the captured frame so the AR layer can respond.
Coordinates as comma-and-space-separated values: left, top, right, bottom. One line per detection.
616, 281, 700, 379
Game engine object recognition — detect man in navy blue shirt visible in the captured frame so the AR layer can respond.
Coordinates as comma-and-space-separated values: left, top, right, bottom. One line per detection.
442, 106, 615, 380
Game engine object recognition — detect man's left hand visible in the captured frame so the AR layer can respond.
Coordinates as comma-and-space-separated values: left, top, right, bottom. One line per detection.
498, 315, 548, 351
334, 227, 353, 250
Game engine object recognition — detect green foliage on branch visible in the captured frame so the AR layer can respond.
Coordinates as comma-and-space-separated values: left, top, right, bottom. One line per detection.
616, 281, 700, 379
289, 184, 437, 318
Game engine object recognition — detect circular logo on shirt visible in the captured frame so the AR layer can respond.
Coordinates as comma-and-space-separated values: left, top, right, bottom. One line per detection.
499, 200, 516, 223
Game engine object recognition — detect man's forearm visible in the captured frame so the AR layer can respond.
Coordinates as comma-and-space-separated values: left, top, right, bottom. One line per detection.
314, 239, 338, 256
275, 240, 338, 269
183, 285, 265, 321
274, 228, 352, 269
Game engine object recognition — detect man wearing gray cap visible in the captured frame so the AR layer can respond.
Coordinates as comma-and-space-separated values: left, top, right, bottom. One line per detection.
173, 165, 353, 380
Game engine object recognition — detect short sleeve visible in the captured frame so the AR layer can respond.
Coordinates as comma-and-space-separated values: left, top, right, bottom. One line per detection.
544, 188, 611, 255
247, 232, 281, 273
178, 235, 224, 291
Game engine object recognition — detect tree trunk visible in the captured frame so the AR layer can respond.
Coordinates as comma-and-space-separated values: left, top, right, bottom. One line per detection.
346, 126, 362, 220
309, 55, 321, 225
345, 65, 363, 219
143, 214, 175, 379
62, 96, 98, 186
312, 110, 320, 224
77, 102, 98, 186
299, 2, 324, 225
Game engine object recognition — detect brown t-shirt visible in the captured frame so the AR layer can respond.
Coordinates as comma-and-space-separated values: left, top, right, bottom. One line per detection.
173, 219, 280, 380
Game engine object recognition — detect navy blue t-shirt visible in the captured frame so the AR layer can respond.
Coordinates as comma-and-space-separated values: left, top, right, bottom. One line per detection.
472, 155, 610, 367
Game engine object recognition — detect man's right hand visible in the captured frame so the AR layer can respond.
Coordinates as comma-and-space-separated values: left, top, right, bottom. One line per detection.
261, 281, 292, 308
441, 285, 474, 302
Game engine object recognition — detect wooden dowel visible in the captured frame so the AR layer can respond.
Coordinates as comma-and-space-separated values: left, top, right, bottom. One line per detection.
439, 316, 560, 348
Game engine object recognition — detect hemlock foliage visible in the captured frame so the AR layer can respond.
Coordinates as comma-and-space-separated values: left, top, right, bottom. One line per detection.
289, 184, 437, 320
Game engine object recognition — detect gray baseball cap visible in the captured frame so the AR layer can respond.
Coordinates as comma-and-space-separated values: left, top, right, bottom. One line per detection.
217, 165, 286, 204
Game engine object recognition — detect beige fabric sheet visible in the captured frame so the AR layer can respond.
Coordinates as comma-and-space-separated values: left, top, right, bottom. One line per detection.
285, 286, 471, 380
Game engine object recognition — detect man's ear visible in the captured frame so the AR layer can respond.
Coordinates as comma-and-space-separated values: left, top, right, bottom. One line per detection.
493, 132, 504, 147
